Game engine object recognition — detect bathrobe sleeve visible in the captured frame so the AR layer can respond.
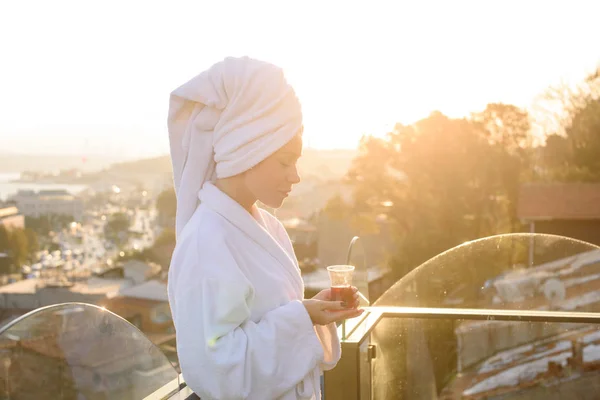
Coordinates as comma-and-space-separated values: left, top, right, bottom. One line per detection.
264, 211, 342, 372
168, 233, 325, 400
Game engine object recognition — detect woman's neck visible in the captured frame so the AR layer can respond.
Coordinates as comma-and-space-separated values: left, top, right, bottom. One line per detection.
214, 178, 256, 213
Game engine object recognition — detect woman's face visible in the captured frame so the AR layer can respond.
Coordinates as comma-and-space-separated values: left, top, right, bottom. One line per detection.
243, 135, 302, 209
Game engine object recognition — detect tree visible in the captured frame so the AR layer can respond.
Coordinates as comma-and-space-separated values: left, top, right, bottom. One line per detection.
0, 226, 37, 270
323, 193, 351, 221
105, 212, 131, 245
344, 107, 533, 280
473, 103, 531, 152
0, 226, 9, 252
153, 228, 176, 248
116, 248, 159, 265
24, 216, 51, 235
25, 215, 72, 236
471, 103, 533, 231
24, 228, 39, 255
117, 228, 177, 270
537, 67, 600, 181
9, 229, 29, 267
560, 98, 600, 179
156, 187, 177, 227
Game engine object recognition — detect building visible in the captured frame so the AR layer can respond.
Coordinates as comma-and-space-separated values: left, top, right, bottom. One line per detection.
94, 260, 162, 286
101, 280, 171, 333
518, 183, 600, 247
0, 206, 24, 230
0, 277, 131, 310
8, 189, 84, 220
122, 260, 161, 285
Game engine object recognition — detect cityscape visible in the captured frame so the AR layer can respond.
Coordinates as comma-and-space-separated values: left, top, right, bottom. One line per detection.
2, 1, 600, 399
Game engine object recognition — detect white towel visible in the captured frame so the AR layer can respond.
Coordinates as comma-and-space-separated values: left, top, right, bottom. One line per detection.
167, 56, 303, 238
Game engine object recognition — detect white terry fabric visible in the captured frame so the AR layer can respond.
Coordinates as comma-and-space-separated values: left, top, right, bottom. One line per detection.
168, 56, 303, 238
168, 183, 341, 399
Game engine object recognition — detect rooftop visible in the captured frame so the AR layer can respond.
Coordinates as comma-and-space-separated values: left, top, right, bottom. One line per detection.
12, 189, 78, 201
38, 194, 77, 201
0, 206, 19, 218
0, 277, 131, 296
444, 325, 600, 399
457, 250, 600, 330
118, 280, 168, 302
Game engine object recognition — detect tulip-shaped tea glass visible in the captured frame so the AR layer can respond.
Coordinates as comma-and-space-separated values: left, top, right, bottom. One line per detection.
327, 265, 355, 306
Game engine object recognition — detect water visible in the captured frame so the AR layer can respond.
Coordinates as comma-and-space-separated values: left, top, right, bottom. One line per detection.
0, 173, 88, 200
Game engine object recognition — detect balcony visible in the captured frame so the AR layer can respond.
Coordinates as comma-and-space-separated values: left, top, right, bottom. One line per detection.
3, 233, 600, 399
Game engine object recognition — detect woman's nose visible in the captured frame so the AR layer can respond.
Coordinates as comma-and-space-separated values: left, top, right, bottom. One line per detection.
289, 166, 301, 184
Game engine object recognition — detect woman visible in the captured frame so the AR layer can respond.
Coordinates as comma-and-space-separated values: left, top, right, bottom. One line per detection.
167, 57, 363, 400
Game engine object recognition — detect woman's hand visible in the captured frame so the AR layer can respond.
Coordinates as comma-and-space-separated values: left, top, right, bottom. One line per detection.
302, 299, 364, 325
312, 287, 360, 309
302, 287, 363, 325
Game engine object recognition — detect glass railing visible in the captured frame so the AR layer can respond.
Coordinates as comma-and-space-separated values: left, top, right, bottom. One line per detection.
324, 233, 600, 399
7, 233, 600, 399
0, 303, 179, 400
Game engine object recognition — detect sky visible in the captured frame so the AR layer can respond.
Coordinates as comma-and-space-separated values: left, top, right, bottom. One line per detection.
1, 0, 599, 159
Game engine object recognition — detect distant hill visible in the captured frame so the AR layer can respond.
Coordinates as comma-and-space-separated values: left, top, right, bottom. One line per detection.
298, 149, 357, 180
106, 156, 173, 175
99, 148, 358, 181
2, 148, 359, 189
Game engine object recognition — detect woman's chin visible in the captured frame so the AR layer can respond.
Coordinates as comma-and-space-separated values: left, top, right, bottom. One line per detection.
260, 197, 285, 210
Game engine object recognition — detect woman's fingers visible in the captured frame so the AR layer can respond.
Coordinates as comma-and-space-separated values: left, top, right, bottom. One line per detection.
319, 300, 364, 323
304, 299, 364, 325
322, 301, 348, 311
327, 308, 364, 324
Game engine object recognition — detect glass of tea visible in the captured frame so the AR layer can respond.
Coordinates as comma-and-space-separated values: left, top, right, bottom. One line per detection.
327, 265, 355, 307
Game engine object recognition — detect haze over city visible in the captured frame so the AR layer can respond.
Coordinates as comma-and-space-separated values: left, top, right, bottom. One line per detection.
2, 1, 600, 399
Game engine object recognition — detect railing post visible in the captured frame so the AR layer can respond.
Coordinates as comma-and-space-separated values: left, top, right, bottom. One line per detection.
324, 311, 377, 400
324, 341, 362, 400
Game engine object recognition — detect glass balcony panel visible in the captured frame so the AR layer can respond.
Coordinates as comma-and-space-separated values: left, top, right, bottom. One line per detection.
0, 302, 178, 400
371, 318, 600, 399
326, 233, 600, 399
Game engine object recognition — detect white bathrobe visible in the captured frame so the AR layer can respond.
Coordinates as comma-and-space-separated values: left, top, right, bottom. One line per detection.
168, 183, 341, 400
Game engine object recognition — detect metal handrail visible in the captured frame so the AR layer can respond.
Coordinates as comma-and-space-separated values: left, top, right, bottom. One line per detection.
343, 306, 600, 343
143, 374, 189, 400
365, 306, 600, 323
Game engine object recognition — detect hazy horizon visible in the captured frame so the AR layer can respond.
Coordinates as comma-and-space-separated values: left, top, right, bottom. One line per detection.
2, 1, 599, 159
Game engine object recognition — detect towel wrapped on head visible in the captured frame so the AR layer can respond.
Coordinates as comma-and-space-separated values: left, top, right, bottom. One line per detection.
168, 56, 303, 238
